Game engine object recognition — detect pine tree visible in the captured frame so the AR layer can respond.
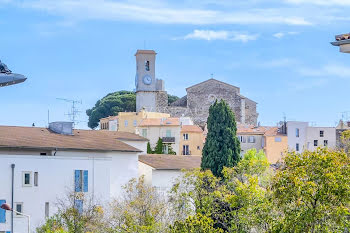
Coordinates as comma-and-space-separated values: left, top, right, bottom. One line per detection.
201, 100, 241, 177
154, 138, 164, 154
147, 142, 153, 154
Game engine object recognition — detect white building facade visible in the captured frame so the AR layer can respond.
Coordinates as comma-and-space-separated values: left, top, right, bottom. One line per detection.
0, 124, 147, 233
287, 121, 336, 153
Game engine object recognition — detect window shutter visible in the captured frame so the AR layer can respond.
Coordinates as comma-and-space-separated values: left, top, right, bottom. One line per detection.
83, 170, 88, 192
74, 200, 83, 214
0, 200, 6, 223
74, 170, 81, 192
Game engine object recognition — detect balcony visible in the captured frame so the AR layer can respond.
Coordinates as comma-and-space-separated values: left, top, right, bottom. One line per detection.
162, 137, 175, 143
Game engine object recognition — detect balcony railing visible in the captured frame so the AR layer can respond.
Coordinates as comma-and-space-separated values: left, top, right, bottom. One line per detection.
162, 137, 175, 143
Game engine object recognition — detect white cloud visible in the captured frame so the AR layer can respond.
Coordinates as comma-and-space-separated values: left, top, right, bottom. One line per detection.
14, 0, 312, 25
273, 31, 299, 39
180, 30, 258, 42
285, 0, 350, 6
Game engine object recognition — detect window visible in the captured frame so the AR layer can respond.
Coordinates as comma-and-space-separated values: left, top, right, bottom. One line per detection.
238, 136, 246, 143
74, 170, 88, 192
197, 146, 201, 150
133, 120, 137, 127
145, 60, 150, 71
124, 120, 128, 127
296, 143, 299, 152
320, 130, 324, 137
183, 145, 190, 155
162, 145, 169, 154
296, 128, 300, 137
142, 129, 147, 138
324, 140, 328, 146
314, 140, 318, 147
40, 152, 47, 155
166, 130, 172, 137
15, 203, 23, 216
0, 200, 5, 223
34, 172, 38, 187
248, 136, 256, 143
22, 171, 32, 187
45, 202, 49, 218
275, 137, 282, 142
183, 133, 189, 140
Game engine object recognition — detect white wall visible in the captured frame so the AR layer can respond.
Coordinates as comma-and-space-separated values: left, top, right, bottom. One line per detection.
138, 162, 153, 185
0, 150, 139, 233
0, 155, 110, 233
287, 121, 336, 153
306, 127, 336, 151
119, 140, 147, 154
152, 170, 182, 194
109, 152, 139, 198
287, 121, 308, 152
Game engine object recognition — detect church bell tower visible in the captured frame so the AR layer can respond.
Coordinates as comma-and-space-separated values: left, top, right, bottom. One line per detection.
135, 50, 166, 112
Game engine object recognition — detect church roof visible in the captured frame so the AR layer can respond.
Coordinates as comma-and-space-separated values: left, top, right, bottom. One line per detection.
186, 78, 240, 92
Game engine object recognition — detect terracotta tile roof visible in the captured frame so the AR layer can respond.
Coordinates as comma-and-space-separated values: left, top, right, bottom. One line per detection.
139, 154, 201, 170
98, 130, 148, 141
100, 115, 118, 121
0, 125, 143, 152
181, 125, 203, 133
237, 125, 282, 136
138, 118, 180, 127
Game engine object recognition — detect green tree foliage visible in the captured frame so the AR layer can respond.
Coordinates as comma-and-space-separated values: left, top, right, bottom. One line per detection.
147, 142, 153, 154
169, 213, 223, 233
36, 192, 105, 233
171, 149, 274, 232
272, 148, 350, 232
201, 100, 241, 177
154, 138, 164, 154
86, 91, 135, 129
168, 94, 180, 105
86, 91, 179, 129
106, 176, 169, 233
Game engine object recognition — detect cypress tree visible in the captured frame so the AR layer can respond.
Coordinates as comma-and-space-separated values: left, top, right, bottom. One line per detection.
147, 142, 153, 154
201, 100, 241, 177
154, 138, 164, 154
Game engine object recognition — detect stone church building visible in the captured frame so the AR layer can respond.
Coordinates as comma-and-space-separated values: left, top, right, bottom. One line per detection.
135, 50, 258, 126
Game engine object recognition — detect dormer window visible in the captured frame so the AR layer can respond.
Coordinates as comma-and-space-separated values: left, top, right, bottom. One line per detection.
145, 61, 150, 71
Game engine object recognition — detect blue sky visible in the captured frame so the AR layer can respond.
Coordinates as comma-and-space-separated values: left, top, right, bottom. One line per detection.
1, 0, 350, 129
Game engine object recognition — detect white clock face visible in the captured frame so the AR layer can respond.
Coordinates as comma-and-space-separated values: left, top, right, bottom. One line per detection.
143, 75, 152, 85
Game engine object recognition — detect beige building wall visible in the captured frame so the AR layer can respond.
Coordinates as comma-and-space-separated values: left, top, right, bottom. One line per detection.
179, 131, 204, 156
264, 135, 288, 164
237, 133, 265, 155
136, 125, 181, 155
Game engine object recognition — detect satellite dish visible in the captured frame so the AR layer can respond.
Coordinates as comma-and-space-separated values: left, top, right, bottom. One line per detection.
0, 60, 27, 87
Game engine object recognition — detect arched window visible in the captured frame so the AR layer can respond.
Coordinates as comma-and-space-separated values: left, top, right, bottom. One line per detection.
145, 61, 150, 71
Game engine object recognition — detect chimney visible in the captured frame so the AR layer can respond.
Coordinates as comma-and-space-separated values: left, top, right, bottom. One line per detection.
49, 122, 73, 135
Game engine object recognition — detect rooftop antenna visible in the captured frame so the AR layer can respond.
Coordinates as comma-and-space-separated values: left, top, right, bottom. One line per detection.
56, 98, 82, 128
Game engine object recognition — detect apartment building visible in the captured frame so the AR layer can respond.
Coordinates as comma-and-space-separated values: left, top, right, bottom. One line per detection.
99, 109, 170, 133
287, 121, 336, 153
